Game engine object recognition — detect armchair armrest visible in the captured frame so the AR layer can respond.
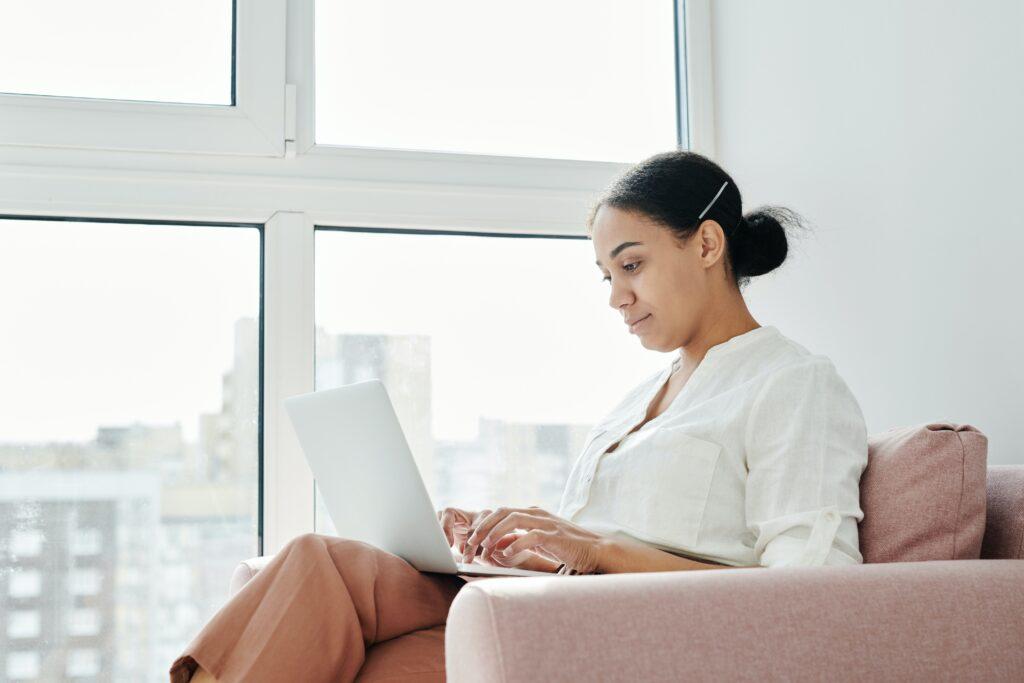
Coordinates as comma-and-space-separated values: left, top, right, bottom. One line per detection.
228, 554, 275, 596
445, 560, 1024, 682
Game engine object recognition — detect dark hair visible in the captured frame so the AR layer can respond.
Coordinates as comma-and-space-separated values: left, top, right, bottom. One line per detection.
586, 151, 809, 290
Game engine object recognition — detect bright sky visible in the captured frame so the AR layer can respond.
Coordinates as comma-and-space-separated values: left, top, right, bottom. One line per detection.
316, 0, 678, 161
0, 0, 232, 104
0, 220, 670, 445
0, 221, 260, 443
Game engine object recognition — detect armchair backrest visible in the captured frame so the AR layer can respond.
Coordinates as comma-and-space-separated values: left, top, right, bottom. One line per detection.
981, 465, 1024, 559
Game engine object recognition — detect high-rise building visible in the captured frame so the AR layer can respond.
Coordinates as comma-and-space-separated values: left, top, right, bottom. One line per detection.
434, 417, 592, 513
198, 317, 259, 485
0, 470, 160, 682
0, 316, 260, 682
315, 330, 435, 491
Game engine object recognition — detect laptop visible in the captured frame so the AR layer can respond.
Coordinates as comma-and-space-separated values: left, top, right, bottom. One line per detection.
283, 379, 556, 578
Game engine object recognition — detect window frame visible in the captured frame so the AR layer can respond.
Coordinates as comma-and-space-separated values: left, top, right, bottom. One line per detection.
0, 0, 714, 554
0, 0, 287, 156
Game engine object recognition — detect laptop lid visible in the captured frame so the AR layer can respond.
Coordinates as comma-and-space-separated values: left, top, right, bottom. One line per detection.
283, 379, 461, 574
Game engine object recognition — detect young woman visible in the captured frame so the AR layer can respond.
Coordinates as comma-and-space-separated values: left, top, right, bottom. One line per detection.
170, 151, 868, 683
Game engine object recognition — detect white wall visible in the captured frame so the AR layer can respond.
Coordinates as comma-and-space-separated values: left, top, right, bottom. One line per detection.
709, 0, 1023, 464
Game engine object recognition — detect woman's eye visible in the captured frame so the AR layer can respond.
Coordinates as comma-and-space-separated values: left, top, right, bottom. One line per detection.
601, 262, 639, 283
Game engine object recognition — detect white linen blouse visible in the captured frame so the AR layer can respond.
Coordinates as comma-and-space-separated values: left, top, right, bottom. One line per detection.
557, 325, 868, 568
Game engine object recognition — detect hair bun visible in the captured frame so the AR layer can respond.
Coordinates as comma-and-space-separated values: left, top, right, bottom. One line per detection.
730, 206, 802, 279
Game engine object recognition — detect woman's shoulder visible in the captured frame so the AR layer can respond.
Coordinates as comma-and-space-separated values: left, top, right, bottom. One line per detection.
754, 328, 848, 380
750, 336, 864, 420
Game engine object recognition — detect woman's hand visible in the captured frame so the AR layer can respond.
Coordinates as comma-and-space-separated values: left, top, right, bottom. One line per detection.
462, 506, 607, 575
477, 533, 562, 573
437, 506, 490, 555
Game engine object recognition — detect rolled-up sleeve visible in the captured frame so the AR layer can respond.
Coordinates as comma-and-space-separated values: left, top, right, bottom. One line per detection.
743, 358, 869, 567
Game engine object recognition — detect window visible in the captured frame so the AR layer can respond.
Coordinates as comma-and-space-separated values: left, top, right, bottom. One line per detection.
66, 649, 101, 678
69, 529, 102, 557
315, 0, 679, 161
0, 217, 260, 682
7, 570, 41, 599
9, 529, 44, 557
0, 0, 285, 154
6, 612, 41, 640
0, 0, 233, 104
313, 228, 668, 532
0, 0, 714, 642
5, 652, 40, 681
68, 568, 103, 596
67, 609, 102, 637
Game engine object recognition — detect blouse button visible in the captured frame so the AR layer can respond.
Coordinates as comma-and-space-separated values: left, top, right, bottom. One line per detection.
824, 511, 838, 522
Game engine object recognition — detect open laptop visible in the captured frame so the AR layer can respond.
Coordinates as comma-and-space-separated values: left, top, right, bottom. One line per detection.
283, 379, 555, 577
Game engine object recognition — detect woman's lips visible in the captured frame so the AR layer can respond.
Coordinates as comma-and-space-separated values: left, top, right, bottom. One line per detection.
629, 314, 651, 334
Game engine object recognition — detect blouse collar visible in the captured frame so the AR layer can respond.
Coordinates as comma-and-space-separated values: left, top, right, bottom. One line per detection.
628, 325, 781, 424
699, 324, 780, 367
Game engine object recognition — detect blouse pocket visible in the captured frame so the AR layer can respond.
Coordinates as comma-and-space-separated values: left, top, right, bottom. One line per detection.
610, 427, 722, 548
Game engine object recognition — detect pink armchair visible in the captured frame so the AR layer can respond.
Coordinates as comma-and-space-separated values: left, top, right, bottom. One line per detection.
228, 466, 1024, 681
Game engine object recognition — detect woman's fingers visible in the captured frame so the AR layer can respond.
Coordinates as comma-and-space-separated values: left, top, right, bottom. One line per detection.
463, 508, 552, 563
494, 529, 551, 565
479, 512, 552, 552
463, 507, 509, 562
453, 522, 471, 553
438, 507, 475, 548
455, 508, 488, 553
438, 509, 452, 545
479, 532, 518, 565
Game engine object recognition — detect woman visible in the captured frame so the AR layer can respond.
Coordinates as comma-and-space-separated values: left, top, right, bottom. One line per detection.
170, 151, 868, 682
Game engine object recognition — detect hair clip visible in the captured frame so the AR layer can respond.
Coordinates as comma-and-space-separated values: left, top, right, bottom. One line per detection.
697, 180, 729, 220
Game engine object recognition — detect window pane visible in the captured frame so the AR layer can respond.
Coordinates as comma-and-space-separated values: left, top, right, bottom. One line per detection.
0, 219, 259, 681
315, 0, 679, 162
0, 0, 233, 104
313, 229, 669, 534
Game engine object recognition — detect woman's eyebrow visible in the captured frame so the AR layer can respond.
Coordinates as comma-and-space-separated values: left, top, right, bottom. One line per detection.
595, 241, 644, 267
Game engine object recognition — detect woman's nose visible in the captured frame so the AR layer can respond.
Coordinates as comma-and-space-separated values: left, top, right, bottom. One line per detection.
608, 281, 633, 310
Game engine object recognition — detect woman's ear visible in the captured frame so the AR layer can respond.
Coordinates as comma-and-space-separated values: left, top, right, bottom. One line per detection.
696, 220, 727, 268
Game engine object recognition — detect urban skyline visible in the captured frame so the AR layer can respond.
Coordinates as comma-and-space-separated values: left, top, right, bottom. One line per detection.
2, 316, 610, 681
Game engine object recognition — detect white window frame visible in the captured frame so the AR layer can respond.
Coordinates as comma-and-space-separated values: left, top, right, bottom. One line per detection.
0, 0, 286, 156
0, 0, 714, 555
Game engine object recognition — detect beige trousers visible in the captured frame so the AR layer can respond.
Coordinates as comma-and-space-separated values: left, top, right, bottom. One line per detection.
169, 533, 488, 683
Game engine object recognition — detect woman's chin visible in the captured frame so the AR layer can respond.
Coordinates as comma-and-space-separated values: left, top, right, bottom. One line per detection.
635, 333, 657, 350
639, 336, 673, 353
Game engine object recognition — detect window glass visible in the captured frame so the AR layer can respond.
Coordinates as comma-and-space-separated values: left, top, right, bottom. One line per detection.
315, 0, 679, 162
5, 652, 40, 681
6, 612, 41, 640
0, 0, 233, 104
0, 218, 260, 680
66, 649, 101, 678
313, 229, 668, 533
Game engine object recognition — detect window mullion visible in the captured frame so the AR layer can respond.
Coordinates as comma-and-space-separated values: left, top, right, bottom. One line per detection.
262, 210, 315, 554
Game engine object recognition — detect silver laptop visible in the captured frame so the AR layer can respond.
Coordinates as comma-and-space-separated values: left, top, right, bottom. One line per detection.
283, 379, 554, 577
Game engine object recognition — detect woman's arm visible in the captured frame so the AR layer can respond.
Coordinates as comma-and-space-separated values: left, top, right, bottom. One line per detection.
596, 536, 759, 573
468, 508, 760, 574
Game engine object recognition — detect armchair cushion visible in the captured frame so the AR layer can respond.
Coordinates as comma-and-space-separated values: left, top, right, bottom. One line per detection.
982, 465, 1024, 559
859, 422, 987, 562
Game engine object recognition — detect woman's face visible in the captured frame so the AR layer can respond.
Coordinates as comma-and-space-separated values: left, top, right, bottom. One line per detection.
591, 205, 721, 353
